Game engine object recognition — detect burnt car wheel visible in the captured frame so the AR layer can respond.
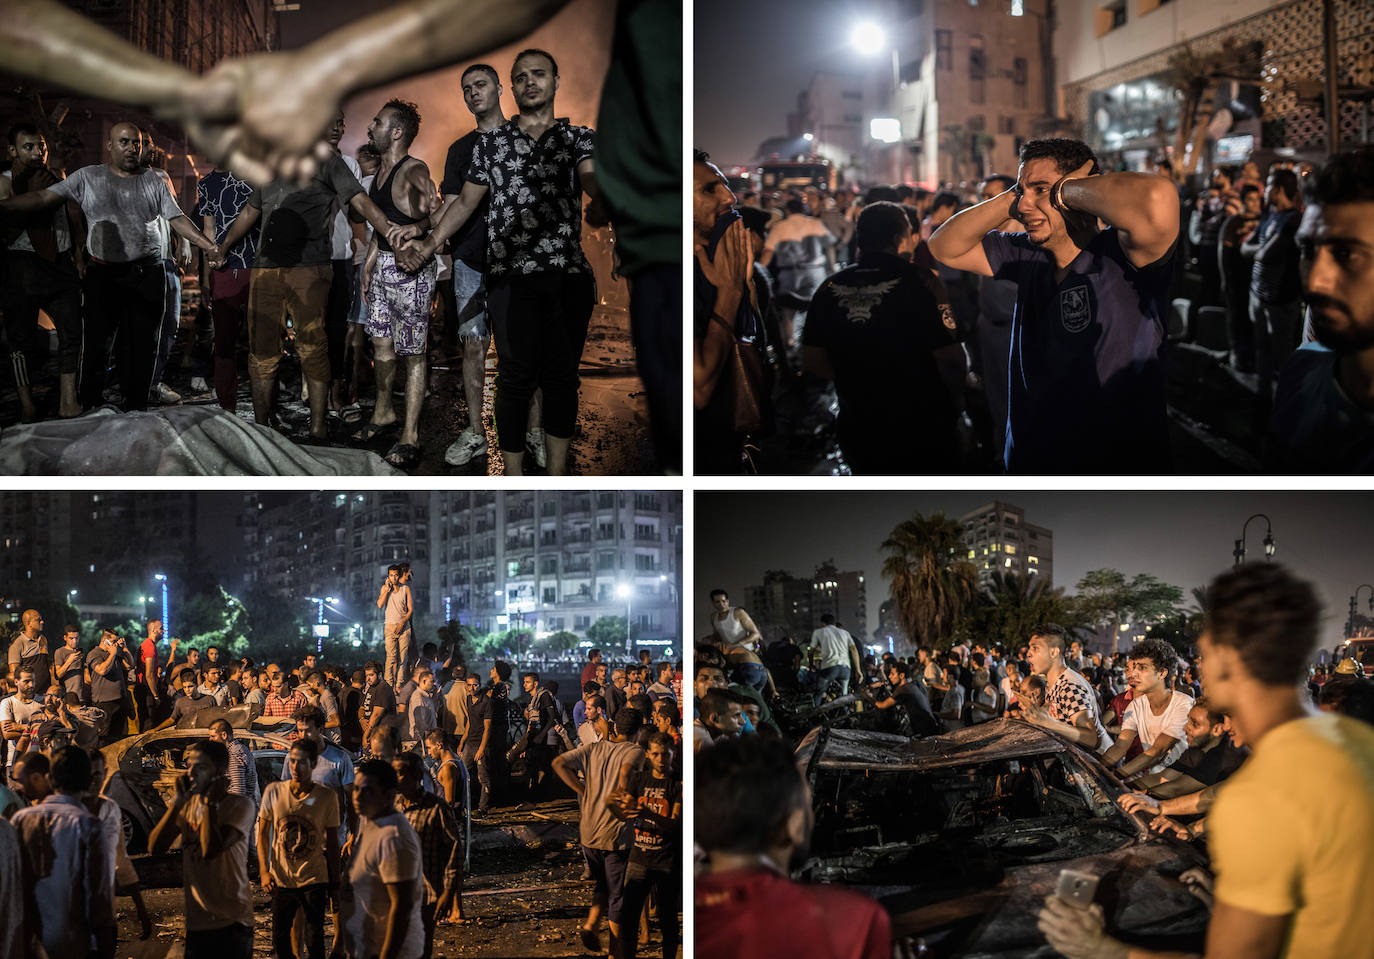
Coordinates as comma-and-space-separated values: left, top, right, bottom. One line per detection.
121, 808, 147, 855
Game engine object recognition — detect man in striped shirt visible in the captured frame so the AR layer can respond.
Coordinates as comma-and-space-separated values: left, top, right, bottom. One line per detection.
209, 719, 259, 804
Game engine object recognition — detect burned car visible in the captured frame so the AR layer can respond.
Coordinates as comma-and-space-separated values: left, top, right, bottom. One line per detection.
101, 707, 296, 853
795, 720, 1212, 958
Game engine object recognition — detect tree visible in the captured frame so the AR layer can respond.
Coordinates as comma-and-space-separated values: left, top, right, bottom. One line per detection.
541, 630, 582, 654
236, 583, 307, 663
434, 620, 469, 666
1075, 569, 1185, 654
881, 512, 980, 650
587, 616, 633, 650
958, 572, 1085, 649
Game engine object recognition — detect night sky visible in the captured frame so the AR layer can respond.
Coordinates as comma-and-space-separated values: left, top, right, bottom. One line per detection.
280, 0, 614, 184
696, 491, 1374, 650
695, 0, 875, 166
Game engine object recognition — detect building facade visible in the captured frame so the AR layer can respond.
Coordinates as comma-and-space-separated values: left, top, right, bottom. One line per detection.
858, 0, 1056, 187
1, 491, 200, 622
429, 491, 683, 650
1055, 0, 1373, 171
744, 563, 868, 643
959, 501, 1054, 585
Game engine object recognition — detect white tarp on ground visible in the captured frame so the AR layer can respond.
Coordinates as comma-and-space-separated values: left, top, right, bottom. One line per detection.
0, 405, 402, 475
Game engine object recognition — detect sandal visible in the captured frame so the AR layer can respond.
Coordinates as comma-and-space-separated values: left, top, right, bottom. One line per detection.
339, 402, 364, 425
352, 420, 395, 443
385, 442, 422, 470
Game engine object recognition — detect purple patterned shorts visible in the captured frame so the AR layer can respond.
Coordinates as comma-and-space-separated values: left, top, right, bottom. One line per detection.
365, 251, 438, 355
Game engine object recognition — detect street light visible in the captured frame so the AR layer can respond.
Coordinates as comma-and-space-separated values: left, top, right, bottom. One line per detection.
616, 582, 632, 655
1347, 585, 1374, 638
1232, 514, 1276, 567
850, 21, 886, 56
153, 573, 169, 636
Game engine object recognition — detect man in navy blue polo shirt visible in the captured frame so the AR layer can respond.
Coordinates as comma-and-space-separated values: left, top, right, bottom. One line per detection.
928, 137, 1180, 473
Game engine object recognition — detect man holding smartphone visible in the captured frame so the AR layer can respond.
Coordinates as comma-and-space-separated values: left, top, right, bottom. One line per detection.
149, 738, 257, 959
1039, 564, 1374, 959
87, 628, 135, 745
378, 564, 415, 691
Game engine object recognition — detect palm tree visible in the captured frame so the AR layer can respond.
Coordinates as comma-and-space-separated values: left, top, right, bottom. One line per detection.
881, 512, 979, 650
964, 571, 1079, 649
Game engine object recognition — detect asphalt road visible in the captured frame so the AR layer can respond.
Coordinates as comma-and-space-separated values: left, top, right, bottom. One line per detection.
114, 797, 682, 959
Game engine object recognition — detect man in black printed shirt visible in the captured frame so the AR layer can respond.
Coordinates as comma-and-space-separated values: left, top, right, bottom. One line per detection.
613, 731, 681, 959
395, 49, 600, 476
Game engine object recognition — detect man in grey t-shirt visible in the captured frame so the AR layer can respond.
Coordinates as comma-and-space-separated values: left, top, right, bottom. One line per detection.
0, 121, 222, 411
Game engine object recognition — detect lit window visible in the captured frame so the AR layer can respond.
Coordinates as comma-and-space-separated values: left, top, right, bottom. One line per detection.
1011, 0, 1023, 14
89, 564, 95, 573
1005, 558, 1013, 567
968, 549, 976, 559
1029, 556, 1039, 564
1028, 567, 1038, 576
1005, 544, 1016, 555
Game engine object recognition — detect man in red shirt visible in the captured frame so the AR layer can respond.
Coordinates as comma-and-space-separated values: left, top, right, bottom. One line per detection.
580, 648, 603, 688
696, 736, 890, 959
137, 620, 164, 731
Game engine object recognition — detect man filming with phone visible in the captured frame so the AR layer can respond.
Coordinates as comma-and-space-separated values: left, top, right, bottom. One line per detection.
148, 738, 257, 959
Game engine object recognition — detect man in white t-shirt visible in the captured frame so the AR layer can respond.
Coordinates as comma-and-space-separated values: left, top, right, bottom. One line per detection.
0, 666, 43, 768
148, 737, 257, 959
259, 738, 342, 959
1101, 637, 1193, 779
340, 759, 424, 959
804, 614, 856, 704
1019, 623, 1113, 752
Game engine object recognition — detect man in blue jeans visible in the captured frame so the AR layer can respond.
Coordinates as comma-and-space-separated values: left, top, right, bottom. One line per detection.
437, 62, 544, 468
805, 613, 856, 705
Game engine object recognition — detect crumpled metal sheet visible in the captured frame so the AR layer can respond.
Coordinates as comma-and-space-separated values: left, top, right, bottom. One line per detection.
809, 720, 1068, 772
0, 405, 402, 475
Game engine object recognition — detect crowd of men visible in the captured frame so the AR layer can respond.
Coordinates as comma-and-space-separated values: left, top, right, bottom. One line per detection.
0, 46, 604, 475
693, 141, 1374, 474
692, 569, 1374, 958
0, 590, 684, 959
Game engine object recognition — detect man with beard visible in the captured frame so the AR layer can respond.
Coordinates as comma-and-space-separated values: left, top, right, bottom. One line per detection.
0, 123, 82, 421
357, 99, 438, 470
1269, 147, 1374, 471
438, 64, 546, 469
395, 49, 597, 476
214, 119, 401, 441
0, 122, 224, 411
928, 137, 1179, 473
696, 735, 890, 959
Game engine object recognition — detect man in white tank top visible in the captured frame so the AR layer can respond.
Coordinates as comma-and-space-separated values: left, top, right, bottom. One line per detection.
702, 589, 761, 652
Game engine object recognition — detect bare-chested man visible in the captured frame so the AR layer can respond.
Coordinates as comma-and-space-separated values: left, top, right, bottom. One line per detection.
359, 98, 439, 470
0, 121, 224, 412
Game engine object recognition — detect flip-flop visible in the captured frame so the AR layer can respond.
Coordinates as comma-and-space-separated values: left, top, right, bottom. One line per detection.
385, 442, 422, 470
339, 402, 364, 425
352, 420, 395, 443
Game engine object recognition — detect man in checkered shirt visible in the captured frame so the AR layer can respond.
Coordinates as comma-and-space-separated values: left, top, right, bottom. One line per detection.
1019, 623, 1112, 752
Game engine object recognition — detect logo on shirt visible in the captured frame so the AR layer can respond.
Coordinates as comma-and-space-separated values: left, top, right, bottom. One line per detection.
1060, 286, 1092, 333
939, 303, 957, 331
833, 279, 901, 325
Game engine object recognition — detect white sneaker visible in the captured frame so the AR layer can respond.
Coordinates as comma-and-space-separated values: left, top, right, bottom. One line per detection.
149, 382, 181, 404
444, 427, 488, 466
526, 427, 547, 468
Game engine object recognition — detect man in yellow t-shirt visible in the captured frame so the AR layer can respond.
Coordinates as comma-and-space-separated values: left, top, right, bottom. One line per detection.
1038, 562, 1374, 959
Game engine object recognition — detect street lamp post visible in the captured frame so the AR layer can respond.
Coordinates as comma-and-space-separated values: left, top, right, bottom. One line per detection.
1232, 514, 1276, 567
852, 21, 905, 184
153, 573, 168, 636
1348, 584, 1374, 639
616, 582, 633, 656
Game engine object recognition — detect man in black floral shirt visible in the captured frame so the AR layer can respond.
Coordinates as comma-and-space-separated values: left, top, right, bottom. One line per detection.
395, 48, 598, 476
